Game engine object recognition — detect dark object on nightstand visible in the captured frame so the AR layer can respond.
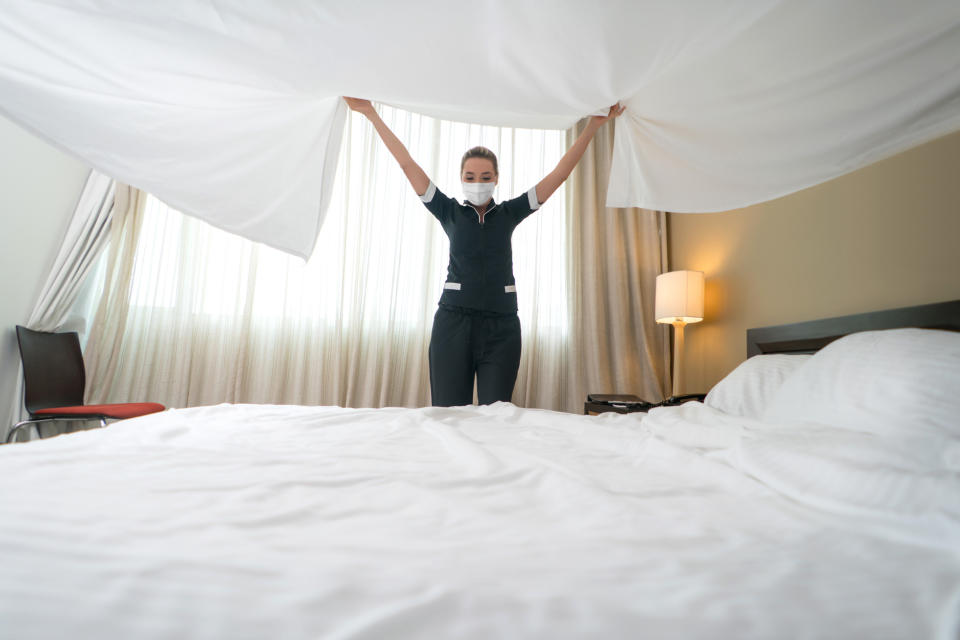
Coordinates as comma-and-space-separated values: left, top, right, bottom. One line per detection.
584, 394, 656, 415
584, 393, 706, 415
660, 393, 707, 406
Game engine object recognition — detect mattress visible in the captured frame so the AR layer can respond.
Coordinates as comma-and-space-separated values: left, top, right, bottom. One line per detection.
1, 400, 957, 639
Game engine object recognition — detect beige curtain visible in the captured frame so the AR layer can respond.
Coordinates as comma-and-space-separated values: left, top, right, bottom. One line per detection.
83, 185, 148, 404
564, 120, 671, 405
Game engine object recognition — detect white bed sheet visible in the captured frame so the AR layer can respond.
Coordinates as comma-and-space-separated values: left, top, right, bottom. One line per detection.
2, 2, 959, 258
1, 402, 958, 639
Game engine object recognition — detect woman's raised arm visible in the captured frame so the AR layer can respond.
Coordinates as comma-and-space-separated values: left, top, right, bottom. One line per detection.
535, 103, 625, 205
344, 97, 431, 196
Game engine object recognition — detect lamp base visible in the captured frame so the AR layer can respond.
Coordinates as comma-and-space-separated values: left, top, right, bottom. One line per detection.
671, 321, 686, 397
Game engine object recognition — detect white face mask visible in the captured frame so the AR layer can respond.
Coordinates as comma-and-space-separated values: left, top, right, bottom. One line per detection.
462, 181, 496, 206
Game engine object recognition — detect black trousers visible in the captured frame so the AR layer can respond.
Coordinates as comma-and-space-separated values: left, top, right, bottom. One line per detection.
428, 305, 522, 406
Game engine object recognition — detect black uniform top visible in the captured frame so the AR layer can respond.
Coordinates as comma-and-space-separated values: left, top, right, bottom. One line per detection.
420, 182, 541, 314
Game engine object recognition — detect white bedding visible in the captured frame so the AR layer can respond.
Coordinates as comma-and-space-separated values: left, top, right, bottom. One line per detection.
1, 401, 957, 639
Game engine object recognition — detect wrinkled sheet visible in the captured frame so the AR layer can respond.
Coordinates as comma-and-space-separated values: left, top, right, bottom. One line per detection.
1, 402, 958, 639
1, 2, 959, 258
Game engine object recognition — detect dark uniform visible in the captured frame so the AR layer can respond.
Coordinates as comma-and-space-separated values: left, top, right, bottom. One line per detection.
420, 181, 541, 406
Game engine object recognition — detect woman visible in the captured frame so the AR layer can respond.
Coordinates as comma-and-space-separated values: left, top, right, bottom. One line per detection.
344, 98, 624, 407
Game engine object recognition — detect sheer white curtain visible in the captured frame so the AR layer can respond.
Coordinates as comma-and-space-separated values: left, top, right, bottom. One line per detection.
86, 106, 571, 410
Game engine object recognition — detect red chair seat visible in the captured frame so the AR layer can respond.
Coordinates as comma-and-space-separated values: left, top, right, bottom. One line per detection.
34, 403, 165, 420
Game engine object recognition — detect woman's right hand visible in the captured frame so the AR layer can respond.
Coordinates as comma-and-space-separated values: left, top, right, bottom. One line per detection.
344, 97, 374, 116
344, 96, 430, 195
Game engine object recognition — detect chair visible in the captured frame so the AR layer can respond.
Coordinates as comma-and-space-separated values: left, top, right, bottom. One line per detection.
6, 326, 164, 443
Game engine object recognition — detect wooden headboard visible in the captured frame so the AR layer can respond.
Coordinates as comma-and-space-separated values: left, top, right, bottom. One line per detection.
746, 299, 960, 357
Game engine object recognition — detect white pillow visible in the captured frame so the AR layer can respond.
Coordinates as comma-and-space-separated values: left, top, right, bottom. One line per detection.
705, 354, 811, 418
762, 328, 960, 436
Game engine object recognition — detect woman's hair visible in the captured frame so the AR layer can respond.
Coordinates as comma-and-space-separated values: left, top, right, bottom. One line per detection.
460, 146, 498, 176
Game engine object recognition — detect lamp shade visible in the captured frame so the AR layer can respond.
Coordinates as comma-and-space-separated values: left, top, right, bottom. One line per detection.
655, 270, 704, 324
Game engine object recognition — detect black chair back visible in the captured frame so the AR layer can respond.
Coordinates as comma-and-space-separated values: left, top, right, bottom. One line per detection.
15, 326, 86, 414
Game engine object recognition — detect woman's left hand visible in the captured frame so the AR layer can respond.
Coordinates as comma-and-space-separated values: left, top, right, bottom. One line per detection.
590, 103, 626, 126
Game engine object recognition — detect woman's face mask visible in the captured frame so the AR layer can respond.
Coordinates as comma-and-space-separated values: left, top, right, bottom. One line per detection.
462, 181, 496, 206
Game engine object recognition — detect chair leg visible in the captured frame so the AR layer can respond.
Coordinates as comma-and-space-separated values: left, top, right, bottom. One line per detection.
6, 419, 41, 444
6, 416, 110, 444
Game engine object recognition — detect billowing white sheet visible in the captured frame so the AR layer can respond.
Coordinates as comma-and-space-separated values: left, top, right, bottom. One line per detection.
1, 402, 957, 639
2, 2, 959, 257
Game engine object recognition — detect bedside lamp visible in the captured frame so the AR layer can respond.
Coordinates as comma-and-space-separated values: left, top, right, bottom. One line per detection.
655, 270, 704, 400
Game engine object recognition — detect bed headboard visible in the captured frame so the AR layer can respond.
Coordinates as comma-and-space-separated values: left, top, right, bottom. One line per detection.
746, 299, 960, 357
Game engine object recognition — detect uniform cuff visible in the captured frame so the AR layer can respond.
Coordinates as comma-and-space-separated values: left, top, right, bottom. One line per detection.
527, 186, 541, 211
420, 182, 437, 203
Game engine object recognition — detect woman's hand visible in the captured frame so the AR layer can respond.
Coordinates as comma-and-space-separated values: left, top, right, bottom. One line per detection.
535, 103, 626, 205
344, 97, 375, 116
345, 96, 431, 195
590, 103, 626, 127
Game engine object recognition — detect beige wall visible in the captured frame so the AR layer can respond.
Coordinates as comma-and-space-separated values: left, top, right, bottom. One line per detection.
668, 130, 960, 395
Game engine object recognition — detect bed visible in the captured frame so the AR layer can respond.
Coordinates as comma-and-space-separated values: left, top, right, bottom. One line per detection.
2, 302, 959, 639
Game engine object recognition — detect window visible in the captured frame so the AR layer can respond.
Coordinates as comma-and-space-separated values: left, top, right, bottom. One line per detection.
128, 106, 569, 339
